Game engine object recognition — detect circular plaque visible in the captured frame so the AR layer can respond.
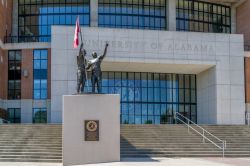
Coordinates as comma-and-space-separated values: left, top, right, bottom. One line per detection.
86, 120, 98, 132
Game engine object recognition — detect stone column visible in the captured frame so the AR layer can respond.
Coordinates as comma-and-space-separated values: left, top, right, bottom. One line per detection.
21, 100, 33, 123
167, 0, 176, 31
90, 0, 98, 27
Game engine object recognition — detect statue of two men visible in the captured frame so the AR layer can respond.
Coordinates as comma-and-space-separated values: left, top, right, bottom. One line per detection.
76, 43, 87, 93
76, 42, 109, 94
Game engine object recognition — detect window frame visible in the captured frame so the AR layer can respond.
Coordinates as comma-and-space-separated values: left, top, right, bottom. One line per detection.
33, 108, 47, 123
176, 0, 231, 33
98, 0, 167, 30
18, 0, 90, 42
85, 71, 197, 124
33, 49, 48, 100
8, 50, 22, 100
7, 108, 21, 123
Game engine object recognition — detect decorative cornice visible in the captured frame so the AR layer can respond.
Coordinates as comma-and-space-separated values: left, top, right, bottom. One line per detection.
0, 40, 51, 50
232, 0, 247, 8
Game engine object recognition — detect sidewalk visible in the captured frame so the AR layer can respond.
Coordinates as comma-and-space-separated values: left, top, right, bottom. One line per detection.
0, 158, 250, 166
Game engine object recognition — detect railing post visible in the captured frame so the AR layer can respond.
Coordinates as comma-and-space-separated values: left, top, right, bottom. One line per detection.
202, 129, 205, 143
248, 113, 250, 126
223, 141, 225, 158
188, 120, 190, 133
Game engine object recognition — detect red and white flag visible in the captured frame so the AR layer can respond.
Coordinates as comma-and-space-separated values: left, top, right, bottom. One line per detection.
73, 16, 80, 48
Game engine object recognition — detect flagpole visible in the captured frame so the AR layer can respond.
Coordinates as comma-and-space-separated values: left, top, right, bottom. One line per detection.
78, 16, 89, 92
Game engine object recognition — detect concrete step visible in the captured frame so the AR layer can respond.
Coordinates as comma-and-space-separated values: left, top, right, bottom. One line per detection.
0, 155, 62, 159
121, 125, 250, 158
120, 154, 250, 157
0, 124, 250, 161
0, 152, 62, 156
0, 158, 62, 163
0, 125, 62, 162
0, 150, 62, 153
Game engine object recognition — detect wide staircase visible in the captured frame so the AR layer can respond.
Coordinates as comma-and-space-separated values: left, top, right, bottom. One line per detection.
0, 124, 250, 162
0, 125, 62, 162
202, 125, 250, 157
121, 125, 250, 158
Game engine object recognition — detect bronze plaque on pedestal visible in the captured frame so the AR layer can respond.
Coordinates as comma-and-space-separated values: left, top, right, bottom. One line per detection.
85, 120, 99, 141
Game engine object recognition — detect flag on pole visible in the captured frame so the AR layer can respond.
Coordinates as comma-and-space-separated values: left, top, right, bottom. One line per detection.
73, 16, 80, 48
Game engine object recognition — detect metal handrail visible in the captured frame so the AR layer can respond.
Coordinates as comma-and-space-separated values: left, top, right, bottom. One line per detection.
0, 118, 10, 124
175, 112, 226, 157
247, 113, 250, 126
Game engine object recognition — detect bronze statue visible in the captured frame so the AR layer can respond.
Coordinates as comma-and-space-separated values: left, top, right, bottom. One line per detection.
76, 43, 87, 93
87, 43, 109, 93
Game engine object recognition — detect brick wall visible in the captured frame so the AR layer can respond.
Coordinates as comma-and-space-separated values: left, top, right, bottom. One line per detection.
0, 48, 2, 99
0, 49, 8, 100
21, 49, 33, 99
0, 0, 13, 41
237, 0, 250, 46
0, 0, 12, 100
21, 48, 51, 100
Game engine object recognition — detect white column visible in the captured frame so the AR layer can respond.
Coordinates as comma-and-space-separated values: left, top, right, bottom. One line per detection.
197, 67, 217, 124
167, 0, 176, 31
21, 100, 33, 123
90, 0, 98, 27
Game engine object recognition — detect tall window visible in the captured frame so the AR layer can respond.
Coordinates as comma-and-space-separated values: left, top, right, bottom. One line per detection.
18, 0, 90, 42
86, 72, 197, 124
7, 108, 21, 123
176, 0, 231, 33
98, 0, 166, 30
33, 108, 47, 123
8, 50, 21, 100
33, 50, 48, 100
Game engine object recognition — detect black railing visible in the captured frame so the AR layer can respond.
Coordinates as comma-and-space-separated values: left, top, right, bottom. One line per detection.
4, 36, 51, 43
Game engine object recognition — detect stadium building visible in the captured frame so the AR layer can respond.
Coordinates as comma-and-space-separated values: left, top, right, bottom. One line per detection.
0, 0, 250, 125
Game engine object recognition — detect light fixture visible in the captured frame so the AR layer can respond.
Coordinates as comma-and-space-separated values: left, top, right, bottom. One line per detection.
23, 69, 29, 77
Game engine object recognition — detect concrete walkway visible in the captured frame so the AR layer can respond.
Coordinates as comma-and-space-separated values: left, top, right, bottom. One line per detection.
0, 158, 250, 166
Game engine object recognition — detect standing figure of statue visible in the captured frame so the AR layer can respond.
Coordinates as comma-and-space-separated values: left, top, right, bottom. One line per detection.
76, 43, 87, 93
87, 43, 109, 93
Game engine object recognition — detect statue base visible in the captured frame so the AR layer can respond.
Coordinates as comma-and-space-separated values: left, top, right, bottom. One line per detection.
62, 94, 120, 166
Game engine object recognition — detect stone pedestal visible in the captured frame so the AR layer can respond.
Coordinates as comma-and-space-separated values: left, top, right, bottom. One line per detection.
63, 94, 120, 166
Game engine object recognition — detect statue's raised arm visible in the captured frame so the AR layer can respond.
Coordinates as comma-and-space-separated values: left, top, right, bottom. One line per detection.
99, 42, 109, 60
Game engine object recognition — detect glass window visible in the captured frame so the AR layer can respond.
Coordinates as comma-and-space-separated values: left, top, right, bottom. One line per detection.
7, 108, 21, 123
8, 51, 22, 100
176, 0, 231, 33
33, 108, 47, 123
33, 50, 48, 99
98, 0, 166, 30
18, 0, 90, 42
85, 72, 197, 124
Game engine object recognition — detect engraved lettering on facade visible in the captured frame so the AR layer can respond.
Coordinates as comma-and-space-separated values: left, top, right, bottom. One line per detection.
81, 39, 215, 55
